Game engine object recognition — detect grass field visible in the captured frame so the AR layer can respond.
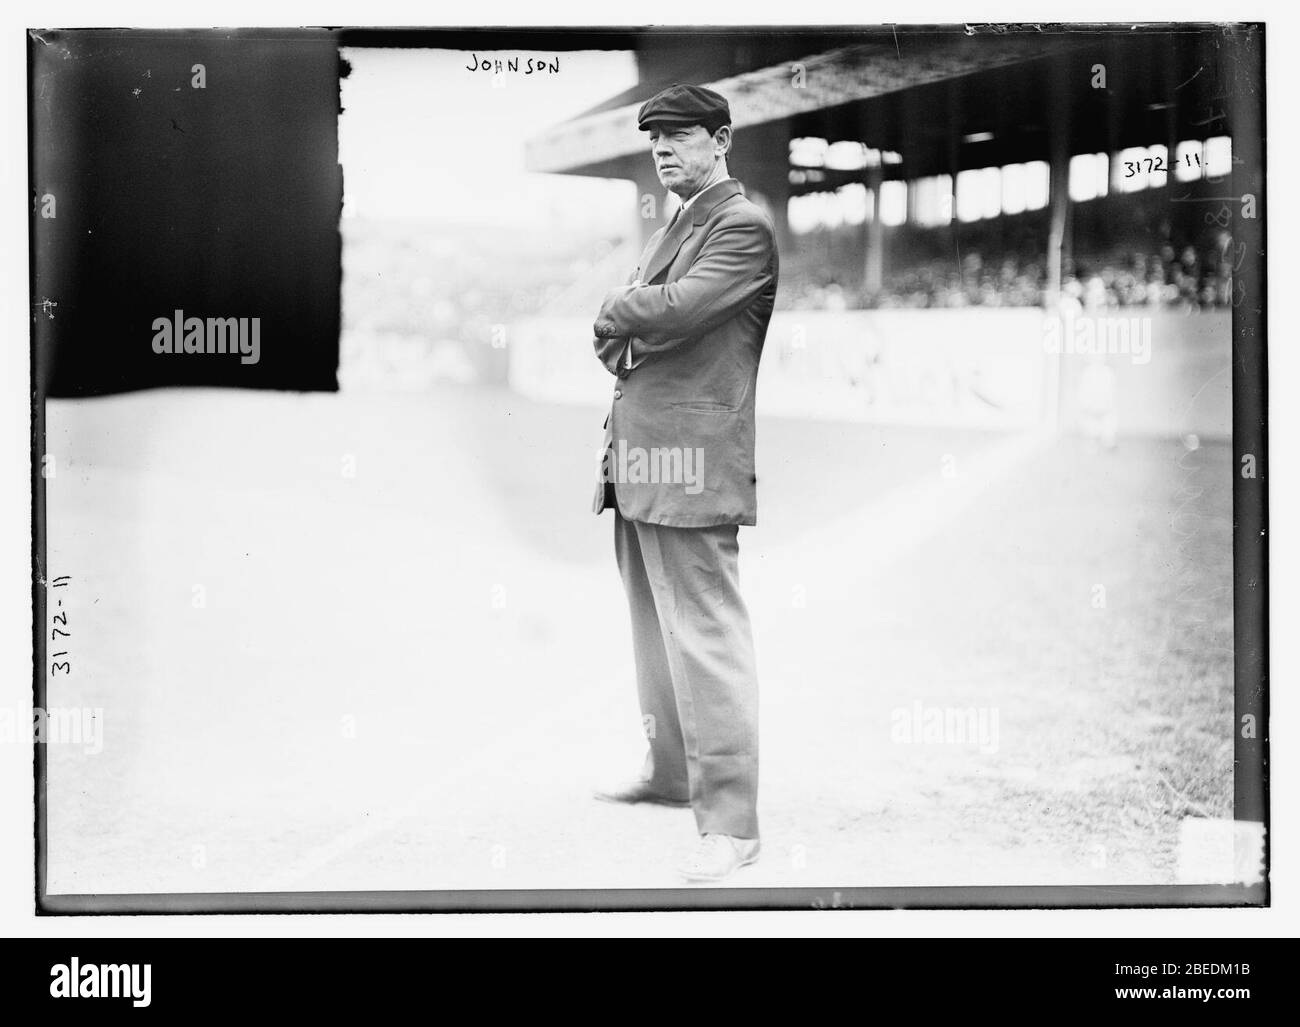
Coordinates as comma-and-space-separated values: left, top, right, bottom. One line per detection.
42, 385, 1234, 895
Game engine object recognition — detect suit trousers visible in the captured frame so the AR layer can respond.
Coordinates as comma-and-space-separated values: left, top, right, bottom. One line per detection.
613, 507, 760, 839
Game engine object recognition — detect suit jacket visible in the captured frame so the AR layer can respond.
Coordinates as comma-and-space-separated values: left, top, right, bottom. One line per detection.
591, 177, 779, 527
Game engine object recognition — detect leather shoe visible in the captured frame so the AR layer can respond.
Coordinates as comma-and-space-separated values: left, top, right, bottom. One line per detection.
593, 779, 690, 808
678, 833, 761, 883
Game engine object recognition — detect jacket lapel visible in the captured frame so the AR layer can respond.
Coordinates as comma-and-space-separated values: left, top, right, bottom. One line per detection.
635, 229, 662, 280
639, 178, 741, 284
638, 206, 694, 285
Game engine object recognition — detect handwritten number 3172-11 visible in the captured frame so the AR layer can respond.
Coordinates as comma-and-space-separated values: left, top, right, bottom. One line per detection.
50, 574, 70, 675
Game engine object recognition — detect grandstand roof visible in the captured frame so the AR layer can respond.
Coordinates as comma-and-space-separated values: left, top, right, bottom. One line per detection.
524, 26, 1244, 184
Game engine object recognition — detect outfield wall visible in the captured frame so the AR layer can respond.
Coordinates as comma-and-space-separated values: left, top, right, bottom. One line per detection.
509, 308, 1231, 439
1052, 309, 1231, 442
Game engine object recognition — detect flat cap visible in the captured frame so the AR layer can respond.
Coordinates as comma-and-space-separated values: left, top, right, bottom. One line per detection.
636, 84, 731, 131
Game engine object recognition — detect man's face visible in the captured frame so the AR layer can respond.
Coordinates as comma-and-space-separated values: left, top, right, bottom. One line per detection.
648, 123, 721, 198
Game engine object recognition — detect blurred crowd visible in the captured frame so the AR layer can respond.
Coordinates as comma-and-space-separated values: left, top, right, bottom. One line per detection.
782, 232, 1237, 312
340, 218, 633, 386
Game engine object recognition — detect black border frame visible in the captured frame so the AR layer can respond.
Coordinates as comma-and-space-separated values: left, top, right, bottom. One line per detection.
29, 22, 1268, 915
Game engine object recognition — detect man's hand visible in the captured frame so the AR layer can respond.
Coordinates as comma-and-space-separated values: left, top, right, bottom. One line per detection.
593, 332, 630, 378
591, 276, 642, 377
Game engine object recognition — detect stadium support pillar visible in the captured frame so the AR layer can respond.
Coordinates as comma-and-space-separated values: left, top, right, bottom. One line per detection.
1045, 62, 1073, 307
731, 121, 791, 255
946, 80, 962, 275
864, 163, 884, 298
1043, 61, 1075, 434
632, 161, 672, 248
1164, 53, 1180, 177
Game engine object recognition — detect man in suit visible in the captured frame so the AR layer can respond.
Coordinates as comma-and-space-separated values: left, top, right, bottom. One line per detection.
590, 84, 779, 883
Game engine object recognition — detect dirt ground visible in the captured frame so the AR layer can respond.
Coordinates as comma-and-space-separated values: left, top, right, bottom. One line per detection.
41, 386, 1233, 897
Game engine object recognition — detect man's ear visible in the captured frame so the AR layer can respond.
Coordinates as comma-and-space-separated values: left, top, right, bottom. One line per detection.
713, 125, 733, 156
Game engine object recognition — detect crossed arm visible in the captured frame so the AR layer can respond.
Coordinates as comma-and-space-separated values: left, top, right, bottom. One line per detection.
592, 212, 775, 376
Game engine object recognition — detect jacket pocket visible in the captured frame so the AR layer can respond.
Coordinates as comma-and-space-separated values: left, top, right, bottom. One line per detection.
671, 400, 738, 414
